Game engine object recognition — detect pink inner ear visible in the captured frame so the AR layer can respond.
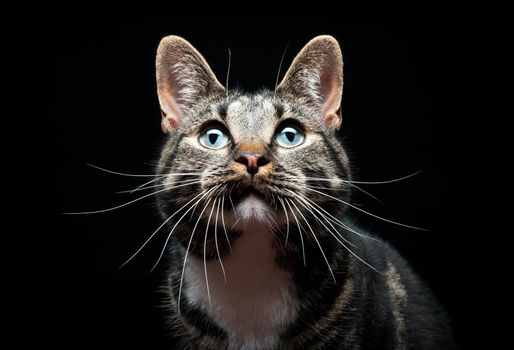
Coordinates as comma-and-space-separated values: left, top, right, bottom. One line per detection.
158, 83, 184, 133
320, 74, 342, 127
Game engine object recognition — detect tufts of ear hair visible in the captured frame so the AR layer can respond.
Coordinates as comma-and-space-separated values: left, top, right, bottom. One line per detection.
156, 36, 225, 134
277, 35, 344, 129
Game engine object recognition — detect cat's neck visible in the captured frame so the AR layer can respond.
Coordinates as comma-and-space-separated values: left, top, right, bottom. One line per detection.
184, 221, 298, 350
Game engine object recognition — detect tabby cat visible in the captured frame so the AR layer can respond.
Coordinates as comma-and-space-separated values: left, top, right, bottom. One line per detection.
152, 35, 455, 349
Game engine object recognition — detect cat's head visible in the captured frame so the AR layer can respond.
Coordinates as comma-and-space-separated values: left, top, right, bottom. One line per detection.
155, 35, 350, 255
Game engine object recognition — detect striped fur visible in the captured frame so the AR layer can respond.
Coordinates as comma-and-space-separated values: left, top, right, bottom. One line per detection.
153, 35, 456, 349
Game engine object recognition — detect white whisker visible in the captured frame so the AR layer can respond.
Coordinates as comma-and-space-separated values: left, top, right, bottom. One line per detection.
284, 198, 306, 267
63, 180, 201, 215
289, 198, 336, 283
345, 183, 383, 203
343, 171, 422, 185
284, 171, 421, 185
203, 196, 216, 309
62, 186, 172, 215
221, 196, 232, 253
118, 188, 210, 269
277, 196, 290, 247
87, 163, 202, 177
126, 176, 167, 194
177, 196, 214, 315
228, 194, 238, 220
230, 215, 242, 229
287, 189, 357, 249
226, 49, 231, 97
116, 179, 202, 194
305, 187, 427, 231
290, 193, 381, 274
214, 197, 227, 283
303, 183, 382, 203
274, 42, 289, 94
150, 185, 220, 272
295, 191, 381, 243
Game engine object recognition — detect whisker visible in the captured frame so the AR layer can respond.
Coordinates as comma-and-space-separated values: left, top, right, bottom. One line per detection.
177, 196, 215, 315
230, 215, 242, 229
228, 194, 238, 220
221, 196, 232, 253
274, 42, 289, 94
290, 194, 381, 274
189, 195, 202, 222
203, 196, 216, 309
277, 196, 290, 247
288, 190, 357, 249
264, 215, 280, 239
146, 161, 204, 170
116, 179, 202, 194
305, 187, 427, 231
214, 197, 227, 283
302, 183, 382, 203
150, 185, 220, 272
62, 186, 172, 215
296, 191, 380, 243
284, 171, 421, 185
264, 215, 286, 256
87, 163, 162, 177
63, 180, 201, 215
343, 171, 422, 185
225, 48, 231, 97
127, 176, 167, 194
345, 183, 383, 203
270, 193, 278, 209
118, 188, 211, 269
87, 163, 202, 177
284, 198, 306, 267
288, 198, 336, 283
264, 208, 280, 233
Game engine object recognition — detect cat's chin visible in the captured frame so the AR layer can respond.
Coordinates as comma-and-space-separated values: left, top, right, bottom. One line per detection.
234, 193, 274, 224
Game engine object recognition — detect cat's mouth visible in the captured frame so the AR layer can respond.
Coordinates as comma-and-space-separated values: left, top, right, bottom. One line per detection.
231, 185, 268, 205
229, 185, 274, 224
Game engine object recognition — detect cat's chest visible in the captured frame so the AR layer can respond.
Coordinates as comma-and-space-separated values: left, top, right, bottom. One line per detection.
184, 223, 297, 349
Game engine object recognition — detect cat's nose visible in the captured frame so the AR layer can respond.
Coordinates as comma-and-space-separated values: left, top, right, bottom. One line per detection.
235, 152, 269, 175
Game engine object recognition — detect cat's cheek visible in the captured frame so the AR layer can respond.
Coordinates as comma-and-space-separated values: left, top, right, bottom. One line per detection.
230, 162, 247, 176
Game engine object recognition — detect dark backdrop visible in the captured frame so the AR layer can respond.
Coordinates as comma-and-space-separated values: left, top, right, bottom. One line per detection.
17, 10, 481, 348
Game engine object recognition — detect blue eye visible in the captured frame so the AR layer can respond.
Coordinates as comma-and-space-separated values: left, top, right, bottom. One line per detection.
275, 126, 305, 148
199, 128, 230, 149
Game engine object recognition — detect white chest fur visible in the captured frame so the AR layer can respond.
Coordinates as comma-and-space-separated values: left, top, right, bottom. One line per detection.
184, 196, 297, 349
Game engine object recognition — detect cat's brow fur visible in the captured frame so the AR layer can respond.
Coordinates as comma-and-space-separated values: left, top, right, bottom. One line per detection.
152, 35, 456, 349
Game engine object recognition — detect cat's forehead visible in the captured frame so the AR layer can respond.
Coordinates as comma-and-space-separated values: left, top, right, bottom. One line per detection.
224, 94, 279, 143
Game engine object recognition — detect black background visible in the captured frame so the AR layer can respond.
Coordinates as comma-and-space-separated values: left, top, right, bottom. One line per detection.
17, 10, 482, 348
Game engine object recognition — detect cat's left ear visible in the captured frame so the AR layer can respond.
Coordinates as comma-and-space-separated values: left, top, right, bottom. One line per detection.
277, 35, 343, 129
156, 36, 225, 134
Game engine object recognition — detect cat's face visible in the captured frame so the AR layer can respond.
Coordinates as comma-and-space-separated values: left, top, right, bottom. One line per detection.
155, 36, 350, 256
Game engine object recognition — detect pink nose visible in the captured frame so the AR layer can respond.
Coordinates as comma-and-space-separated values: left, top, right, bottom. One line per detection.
235, 152, 269, 175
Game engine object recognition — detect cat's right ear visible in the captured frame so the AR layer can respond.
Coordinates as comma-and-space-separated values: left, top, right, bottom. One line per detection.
156, 36, 225, 134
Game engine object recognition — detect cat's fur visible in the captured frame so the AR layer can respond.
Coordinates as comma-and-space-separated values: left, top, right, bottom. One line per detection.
154, 35, 456, 349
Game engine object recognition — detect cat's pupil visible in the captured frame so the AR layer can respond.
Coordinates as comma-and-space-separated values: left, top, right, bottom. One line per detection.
285, 131, 295, 142
209, 133, 219, 144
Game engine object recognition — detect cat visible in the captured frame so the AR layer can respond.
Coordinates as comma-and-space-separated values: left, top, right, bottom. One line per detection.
153, 35, 456, 349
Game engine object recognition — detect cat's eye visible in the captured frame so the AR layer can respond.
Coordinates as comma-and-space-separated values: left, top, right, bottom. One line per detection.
275, 125, 305, 148
199, 128, 230, 149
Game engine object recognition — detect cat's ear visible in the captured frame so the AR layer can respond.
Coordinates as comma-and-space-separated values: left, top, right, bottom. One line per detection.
277, 35, 343, 129
156, 36, 225, 134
